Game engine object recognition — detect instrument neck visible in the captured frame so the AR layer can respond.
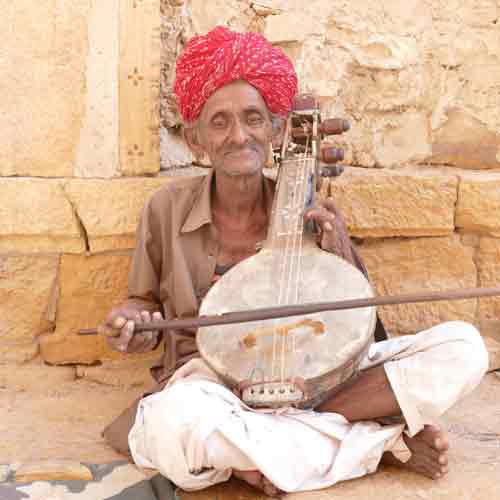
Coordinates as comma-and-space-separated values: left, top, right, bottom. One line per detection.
264, 157, 317, 251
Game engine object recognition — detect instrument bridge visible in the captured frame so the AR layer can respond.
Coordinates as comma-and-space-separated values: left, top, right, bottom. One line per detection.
242, 381, 304, 408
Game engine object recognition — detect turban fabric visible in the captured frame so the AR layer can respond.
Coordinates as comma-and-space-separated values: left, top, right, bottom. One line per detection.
174, 26, 298, 123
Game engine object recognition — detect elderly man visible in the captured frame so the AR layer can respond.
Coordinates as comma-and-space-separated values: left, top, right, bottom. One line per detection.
102, 27, 488, 496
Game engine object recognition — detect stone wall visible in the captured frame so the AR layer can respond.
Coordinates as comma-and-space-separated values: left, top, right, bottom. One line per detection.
1, 0, 499, 387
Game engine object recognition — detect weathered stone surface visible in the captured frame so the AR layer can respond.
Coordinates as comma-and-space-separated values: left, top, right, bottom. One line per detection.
187, 0, 254, 36
478, 319, 500, 344
39, 253, 160, 365
329, 168, 457, 238
76, 358, 157, 388
0, 256, 59, 364
458, 57, 500, 131
431, 108, 500, 169
265, 12, 323, 43
14, 461, 92, 483
160, 127, 193, 170
74, 0, 119, 178
484, 337, 500, 372
0, 1, 91, 177
476, 237, 500, 321
456, 174, 500, 235
0, 358, 75, 391
252, 0, 283, 16
371, 112, 431, 167
64, 177, 174, 252
0, 179, 84, 253
357, 236, 477, 335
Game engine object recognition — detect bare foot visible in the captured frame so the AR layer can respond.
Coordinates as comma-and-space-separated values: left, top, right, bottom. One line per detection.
382, 424, 449, 479
233, 469, 283, 497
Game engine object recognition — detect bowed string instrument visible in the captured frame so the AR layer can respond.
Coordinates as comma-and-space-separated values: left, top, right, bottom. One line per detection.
80, 95, 500, 409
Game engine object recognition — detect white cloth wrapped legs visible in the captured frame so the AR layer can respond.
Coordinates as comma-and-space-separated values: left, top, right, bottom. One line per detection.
128, 321, 488, 493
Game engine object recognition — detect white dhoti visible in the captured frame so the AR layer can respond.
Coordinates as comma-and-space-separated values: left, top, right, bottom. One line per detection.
128, 321, 488, 493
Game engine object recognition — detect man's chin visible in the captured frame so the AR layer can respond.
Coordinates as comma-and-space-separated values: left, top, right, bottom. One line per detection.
219, 162, 263, 177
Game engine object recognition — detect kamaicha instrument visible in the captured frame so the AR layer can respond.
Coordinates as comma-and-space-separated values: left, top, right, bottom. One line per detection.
79, 95, 500, 409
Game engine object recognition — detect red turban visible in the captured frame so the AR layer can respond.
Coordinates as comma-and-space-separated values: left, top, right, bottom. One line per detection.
174, 26, 298, 123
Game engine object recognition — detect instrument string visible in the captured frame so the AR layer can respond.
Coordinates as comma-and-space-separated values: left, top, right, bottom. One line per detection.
279, 133, 311, 386
267, 115, 314, 396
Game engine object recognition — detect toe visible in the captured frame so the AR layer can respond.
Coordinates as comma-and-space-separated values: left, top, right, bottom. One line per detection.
418, 425, 449, 452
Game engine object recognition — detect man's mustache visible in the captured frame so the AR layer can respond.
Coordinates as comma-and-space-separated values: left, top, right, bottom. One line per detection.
224, 143, 259, 155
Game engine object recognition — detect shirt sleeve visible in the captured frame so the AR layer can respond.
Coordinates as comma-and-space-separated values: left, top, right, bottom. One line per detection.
125, 199, 163, 314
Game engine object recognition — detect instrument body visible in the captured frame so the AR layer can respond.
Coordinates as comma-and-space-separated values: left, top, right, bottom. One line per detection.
197, 99, 376, 408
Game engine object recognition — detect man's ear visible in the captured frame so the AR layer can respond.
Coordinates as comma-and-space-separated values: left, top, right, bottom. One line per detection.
183, 125, 206, 161
271, 117, 285, 149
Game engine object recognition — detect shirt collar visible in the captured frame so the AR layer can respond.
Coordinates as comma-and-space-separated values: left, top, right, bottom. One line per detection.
181, 169, 214, 234
180, 168, 276, 234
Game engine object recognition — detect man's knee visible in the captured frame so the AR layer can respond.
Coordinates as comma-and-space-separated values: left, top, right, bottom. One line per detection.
435, 321, 489, 380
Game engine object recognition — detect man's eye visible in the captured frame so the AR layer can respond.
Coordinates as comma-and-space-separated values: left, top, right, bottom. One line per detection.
248, 115, 264, 125
212, 118, 227, 128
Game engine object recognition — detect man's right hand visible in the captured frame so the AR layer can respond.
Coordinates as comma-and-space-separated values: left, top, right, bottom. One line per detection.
99, 307, 163, 353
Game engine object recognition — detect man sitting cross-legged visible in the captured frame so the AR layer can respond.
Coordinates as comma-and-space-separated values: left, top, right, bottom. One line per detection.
101, 27, 488, 497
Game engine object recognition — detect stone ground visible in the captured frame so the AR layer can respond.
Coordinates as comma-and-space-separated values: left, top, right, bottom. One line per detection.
1, 367, 499, 499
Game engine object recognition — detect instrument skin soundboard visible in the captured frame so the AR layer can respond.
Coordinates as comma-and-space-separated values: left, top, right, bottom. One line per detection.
197, 96, 376, 409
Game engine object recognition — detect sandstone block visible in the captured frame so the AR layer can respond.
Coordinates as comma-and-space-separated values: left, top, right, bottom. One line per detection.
188, 0, 254, 35
160, 127, 194, 170
372, 112, 431, 167
456, 174, 500, 235
39, 253, 160, 365
0, 179, 84, 253
346, 35, 419, 71
478, 319, 500, 344
341, 65, 426, 113
458, 58, 500, 132
252, 1, 283, 16
74, 0, 119, 178
0, 1, 95, 177
484, 337, 500, 373
0, 255, 59, 364
76, 358, 157, 388
0, 358, 75, 391
265, 12, 322, 43
476, 238, 500, 321
329, 168, 456, 238
64, 177, 174, 252
357, 236, 477, 335
431, 109, 500, 169
327, 0, 430, 37
14, 461, 93, 483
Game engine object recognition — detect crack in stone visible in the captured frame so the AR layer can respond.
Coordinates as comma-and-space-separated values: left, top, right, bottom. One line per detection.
61, 183, 90, 252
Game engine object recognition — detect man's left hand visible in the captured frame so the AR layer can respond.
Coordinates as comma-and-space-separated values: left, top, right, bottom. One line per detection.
304, 197, 342, 253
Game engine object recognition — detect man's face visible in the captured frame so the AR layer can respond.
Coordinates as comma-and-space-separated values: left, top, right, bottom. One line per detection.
193, 80, 274, 177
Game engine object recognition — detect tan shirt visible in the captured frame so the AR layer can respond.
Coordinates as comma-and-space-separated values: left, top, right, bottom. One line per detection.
124, 168, 387, 385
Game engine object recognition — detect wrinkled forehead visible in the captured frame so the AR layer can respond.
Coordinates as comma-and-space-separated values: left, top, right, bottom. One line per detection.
198, 80, 271, 122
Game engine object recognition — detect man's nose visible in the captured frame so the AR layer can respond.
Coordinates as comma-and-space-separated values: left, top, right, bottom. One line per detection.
228, 120, 250, 145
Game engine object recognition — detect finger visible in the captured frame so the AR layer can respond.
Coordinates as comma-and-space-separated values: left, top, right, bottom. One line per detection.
306, 208, 336, 231
98, 324, 120, 338
129, 331, 157, 353
152, 311, 163, 322
140, 310, 152, 324
321, 197, 338, 214
111, 316, 127, 330
134, 312, 143, 325
115, 320, 135, 352
134, 335, 157, 354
